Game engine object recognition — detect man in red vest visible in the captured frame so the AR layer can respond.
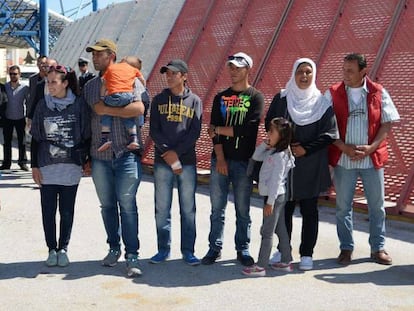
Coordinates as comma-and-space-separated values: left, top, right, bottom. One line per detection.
326, 53, 400, 266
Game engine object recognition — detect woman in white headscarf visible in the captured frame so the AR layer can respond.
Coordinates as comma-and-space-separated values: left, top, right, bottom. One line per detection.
265, 58, 338, 270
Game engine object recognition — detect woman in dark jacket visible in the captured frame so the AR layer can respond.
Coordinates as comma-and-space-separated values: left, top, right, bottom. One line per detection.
265, 58, 338, 270
31, 65, 90, 267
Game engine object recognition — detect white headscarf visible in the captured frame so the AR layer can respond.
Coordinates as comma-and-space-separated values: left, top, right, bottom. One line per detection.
281, 58, 330, 126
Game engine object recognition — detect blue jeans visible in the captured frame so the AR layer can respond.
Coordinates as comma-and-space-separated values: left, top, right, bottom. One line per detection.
208, 158, 253, 252
40, 184, 79, 252
102, 92, 135, 131
104, 92, 133, 107
334, 165, 386, 252
91, 152, 141, 256
153, 163, 197, 254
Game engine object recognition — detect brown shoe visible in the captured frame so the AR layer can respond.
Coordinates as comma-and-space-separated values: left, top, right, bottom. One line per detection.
371, 250, 392, 265
337, 249, 353, 265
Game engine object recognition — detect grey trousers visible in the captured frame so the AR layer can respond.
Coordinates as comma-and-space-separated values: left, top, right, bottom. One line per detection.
257, 194, 293, 267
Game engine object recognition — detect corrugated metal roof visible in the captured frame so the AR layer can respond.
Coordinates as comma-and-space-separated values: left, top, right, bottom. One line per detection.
50, 0, 185, 78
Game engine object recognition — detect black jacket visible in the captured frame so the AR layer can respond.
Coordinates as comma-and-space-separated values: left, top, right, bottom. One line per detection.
79, 72, 96, 90
0, 83, 7, 126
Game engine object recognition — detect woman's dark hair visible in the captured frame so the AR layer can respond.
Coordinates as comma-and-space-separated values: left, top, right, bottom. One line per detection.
269, 117, 293, 152
48, 65, 80, 96
296, 62, 312, 71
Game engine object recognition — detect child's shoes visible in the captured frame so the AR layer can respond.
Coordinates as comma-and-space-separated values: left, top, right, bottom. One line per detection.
242, 264, 266, 277
270, 262, 293, 272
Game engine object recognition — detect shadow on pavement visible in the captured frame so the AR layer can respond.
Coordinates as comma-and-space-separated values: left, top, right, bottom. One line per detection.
0, 260, 125, 280
1, 257, 385, 285
315, 264, 414, 286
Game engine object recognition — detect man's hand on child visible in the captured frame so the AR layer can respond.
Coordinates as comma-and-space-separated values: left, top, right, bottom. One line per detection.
93, 100, 107, 115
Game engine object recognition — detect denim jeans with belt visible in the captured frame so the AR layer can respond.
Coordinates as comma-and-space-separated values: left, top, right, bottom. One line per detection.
40, 184, 79, 252
334, 165, 386, 252
91, 152, 141, 257
208, 158, 253, 252
153, 163, 197, 255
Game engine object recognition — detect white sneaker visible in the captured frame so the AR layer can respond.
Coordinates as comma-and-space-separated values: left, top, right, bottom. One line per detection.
269, 251, 281, 264
299, 256, 313, 270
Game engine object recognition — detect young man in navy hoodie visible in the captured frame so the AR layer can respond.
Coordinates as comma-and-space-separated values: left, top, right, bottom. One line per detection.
149, 59, 203, 265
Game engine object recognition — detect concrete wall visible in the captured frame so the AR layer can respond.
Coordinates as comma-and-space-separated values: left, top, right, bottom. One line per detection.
50, 0, 185, 78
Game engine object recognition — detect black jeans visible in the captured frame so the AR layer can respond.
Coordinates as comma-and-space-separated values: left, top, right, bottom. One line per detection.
283, 197, 319, 257
40, 184, 79, 252
2, 118, 27, 167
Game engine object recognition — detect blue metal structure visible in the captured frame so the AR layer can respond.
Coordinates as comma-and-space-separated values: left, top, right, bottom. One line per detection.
0, 0, 71, 53
57, 0, 98, 19
39, 0, 48, 55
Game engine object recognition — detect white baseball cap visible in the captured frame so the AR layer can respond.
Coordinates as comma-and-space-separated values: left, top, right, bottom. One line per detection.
227, 52, 253, 68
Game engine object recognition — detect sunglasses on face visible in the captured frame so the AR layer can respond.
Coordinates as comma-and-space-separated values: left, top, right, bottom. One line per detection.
227, 55, 250, 67
48, 65, 70, 74
9, 73, 19, 76
78, 62, 87, 67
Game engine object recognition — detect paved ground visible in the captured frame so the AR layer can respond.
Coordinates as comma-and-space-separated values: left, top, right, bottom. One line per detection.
0, 139, 413, 311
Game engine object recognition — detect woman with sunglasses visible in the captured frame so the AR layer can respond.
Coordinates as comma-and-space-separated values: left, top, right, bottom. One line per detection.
265, 58, 338, 270
30, 65, 91, 267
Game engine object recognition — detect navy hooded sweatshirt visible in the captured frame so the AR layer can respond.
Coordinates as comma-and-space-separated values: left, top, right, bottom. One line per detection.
150, 87, 202, 165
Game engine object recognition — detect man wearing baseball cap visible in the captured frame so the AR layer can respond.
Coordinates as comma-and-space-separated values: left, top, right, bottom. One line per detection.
159, 59, 188, 74
149, 59, 202, 266
226, 52, 253, 68
82, 38, 145, 277
85, 39, 118, 54
202, 52, 265, 266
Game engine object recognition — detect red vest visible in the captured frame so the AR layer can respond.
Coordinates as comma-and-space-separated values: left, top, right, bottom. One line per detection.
328, 78, 388, 169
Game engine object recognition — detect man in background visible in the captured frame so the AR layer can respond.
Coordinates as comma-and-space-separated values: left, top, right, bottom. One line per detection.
78, 57, 95, 91
26, 55, 48, 123
0, 65, 29, 171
